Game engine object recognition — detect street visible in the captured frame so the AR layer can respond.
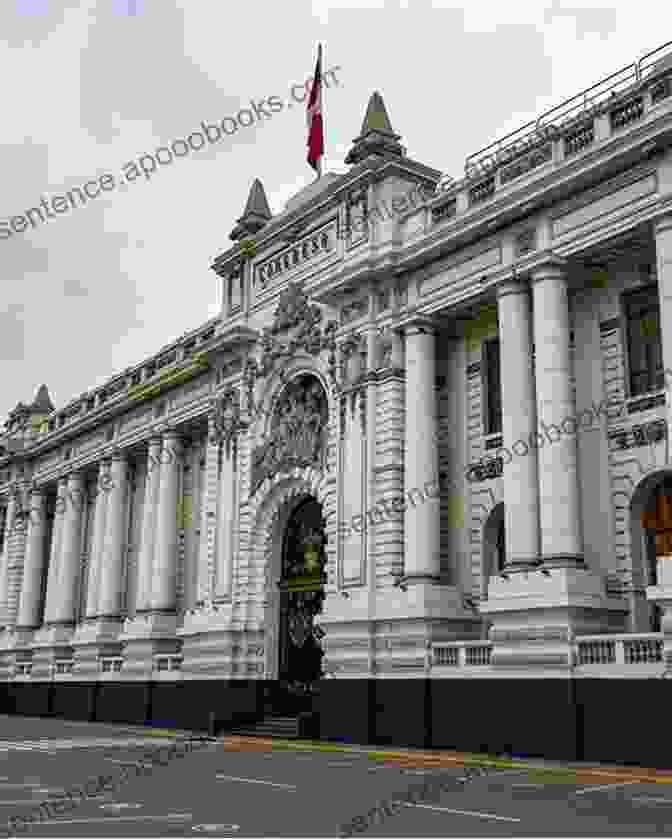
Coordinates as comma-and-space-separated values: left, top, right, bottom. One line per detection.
0, 716, 670, 836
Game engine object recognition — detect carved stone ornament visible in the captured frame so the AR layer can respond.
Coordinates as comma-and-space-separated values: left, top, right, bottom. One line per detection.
248, 282, 338, 388
250, 375, 328, 495
210, 387, 241, 446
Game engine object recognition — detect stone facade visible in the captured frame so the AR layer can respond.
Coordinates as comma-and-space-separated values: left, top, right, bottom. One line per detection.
3, 43, 672, 688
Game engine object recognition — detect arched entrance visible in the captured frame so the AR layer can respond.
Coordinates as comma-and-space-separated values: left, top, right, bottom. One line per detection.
630, 470, 672, 632
275, 497, 326, 710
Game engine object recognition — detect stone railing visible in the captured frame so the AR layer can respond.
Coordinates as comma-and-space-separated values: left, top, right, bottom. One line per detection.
51, 659, 75, 677
432, 641, 493, 669
575, 633, 663, 667
431, 633, 665, 675
153, 654, 183, 673
428, 40, 672, 225
99, 656, 124, 674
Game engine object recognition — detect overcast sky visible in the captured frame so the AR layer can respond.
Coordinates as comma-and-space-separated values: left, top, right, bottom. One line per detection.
0, 0, 667, 421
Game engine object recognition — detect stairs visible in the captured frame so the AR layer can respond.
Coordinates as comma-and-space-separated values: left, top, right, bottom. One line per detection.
227, 714, 301, 740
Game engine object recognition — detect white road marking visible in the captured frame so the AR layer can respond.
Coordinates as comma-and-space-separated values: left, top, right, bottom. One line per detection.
576, 781, 641, 795
393, 801, 522, 822
100, 802, 143, 810
215, 774, 297, 790
10, 812, 192, 826
192, 825, 240, 833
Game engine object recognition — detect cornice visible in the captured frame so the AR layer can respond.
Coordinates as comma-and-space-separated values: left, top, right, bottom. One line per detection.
395, 107, 672, 278
212, 158, 441, 278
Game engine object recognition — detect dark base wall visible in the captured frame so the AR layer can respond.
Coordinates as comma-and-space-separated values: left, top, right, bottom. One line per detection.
0, 680, 265, 734
1, 678, 670, 769
317, 678, 672, 770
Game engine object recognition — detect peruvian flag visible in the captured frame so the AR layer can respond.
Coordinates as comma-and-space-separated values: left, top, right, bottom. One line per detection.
306, 44, 324, 176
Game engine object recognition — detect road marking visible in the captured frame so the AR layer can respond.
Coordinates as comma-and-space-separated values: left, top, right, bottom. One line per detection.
192, 826, 240, 833
0, 800, 54, 805
100, 802, 143, 810
576, 781, 641, 795
215, 775, 297, 790
393, 801, 521, 822
11, 812, 192, 826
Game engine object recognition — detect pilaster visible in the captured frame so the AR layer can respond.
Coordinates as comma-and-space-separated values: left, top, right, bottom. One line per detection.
654, 214, 672, 452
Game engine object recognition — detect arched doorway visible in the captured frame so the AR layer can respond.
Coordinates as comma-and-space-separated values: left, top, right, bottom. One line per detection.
630, 471, 672, 632
277, 496, 327, 705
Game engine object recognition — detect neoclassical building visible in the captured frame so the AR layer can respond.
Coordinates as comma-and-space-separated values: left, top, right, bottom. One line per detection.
3, 41, 672, 714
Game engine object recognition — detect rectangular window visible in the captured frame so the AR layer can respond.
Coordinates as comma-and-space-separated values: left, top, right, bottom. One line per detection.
625, 285, 663, 397
0, 505, 7, 556
483, 338, 502, 435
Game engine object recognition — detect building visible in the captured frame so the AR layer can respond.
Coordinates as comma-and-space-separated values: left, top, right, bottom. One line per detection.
2, 40, 672, 757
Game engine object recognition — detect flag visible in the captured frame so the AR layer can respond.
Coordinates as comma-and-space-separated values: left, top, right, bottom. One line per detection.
306, 44, 324, 176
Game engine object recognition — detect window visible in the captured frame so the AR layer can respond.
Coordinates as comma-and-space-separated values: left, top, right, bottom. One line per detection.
482, 338, 502, 435
625, 286, 663, 397
0, 505, 6, 557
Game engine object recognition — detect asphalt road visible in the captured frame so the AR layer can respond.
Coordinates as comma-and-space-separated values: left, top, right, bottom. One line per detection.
0, 716, 670, 836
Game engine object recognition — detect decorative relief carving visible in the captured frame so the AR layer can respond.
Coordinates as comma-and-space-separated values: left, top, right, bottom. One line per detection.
246, 282, 338, 393
341, 298, 368, 326
210, 386, 242, 455
608, 419, 667, 451
249, 376, 328, 496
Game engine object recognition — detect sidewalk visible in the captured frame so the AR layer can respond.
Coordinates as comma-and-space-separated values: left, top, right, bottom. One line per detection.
217, 734, 672, 785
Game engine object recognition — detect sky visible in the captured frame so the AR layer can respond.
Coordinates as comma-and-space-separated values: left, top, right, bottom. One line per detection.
0, 0, 668, 421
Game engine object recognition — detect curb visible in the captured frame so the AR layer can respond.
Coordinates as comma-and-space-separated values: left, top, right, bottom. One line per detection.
219, 736, 672, 785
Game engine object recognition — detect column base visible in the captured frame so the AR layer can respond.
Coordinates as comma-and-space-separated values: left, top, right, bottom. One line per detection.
481, 566, 629, 672
72, 618, 124, 680
118, 612, 180, 679
30, 624, 76, 680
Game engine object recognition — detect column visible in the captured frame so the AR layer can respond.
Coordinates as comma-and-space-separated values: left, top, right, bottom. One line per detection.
654, 214, 672, 446
496, 279, 541, 569
134, 437, 162, 613
0, 490, 17, 624
85, 461, 110, 619
97, 451, 128, 619
53, 472, 85, 625
151, 429, 182, 612
43, 477, 68, 625
531, 259, 584, 565
215, 434, 236, 600
16, 489, 46, 629
403, 321, 441, 581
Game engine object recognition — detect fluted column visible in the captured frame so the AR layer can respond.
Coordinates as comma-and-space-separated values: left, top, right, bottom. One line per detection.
151, 430, 182, 612
403, 321, 441, 581
0, 490, 17, 624
16, 489, 46, 629
97, 451, 128, 619
44, 477, 68, 625
496, 279, 541, 569
214, 439, 236, 599
654, 215, 672, 449
53, 472, 85, 625
532, 260, 584, 566
134, 437, 162, 613
85, 461, 110, 619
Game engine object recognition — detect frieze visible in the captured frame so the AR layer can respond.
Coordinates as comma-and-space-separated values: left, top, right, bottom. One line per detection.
254, 222, 338, 290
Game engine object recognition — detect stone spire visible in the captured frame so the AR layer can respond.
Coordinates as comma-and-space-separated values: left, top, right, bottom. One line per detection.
229, 178, 272, 241
345, 91, 404, 166
30, 384, 54, 414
